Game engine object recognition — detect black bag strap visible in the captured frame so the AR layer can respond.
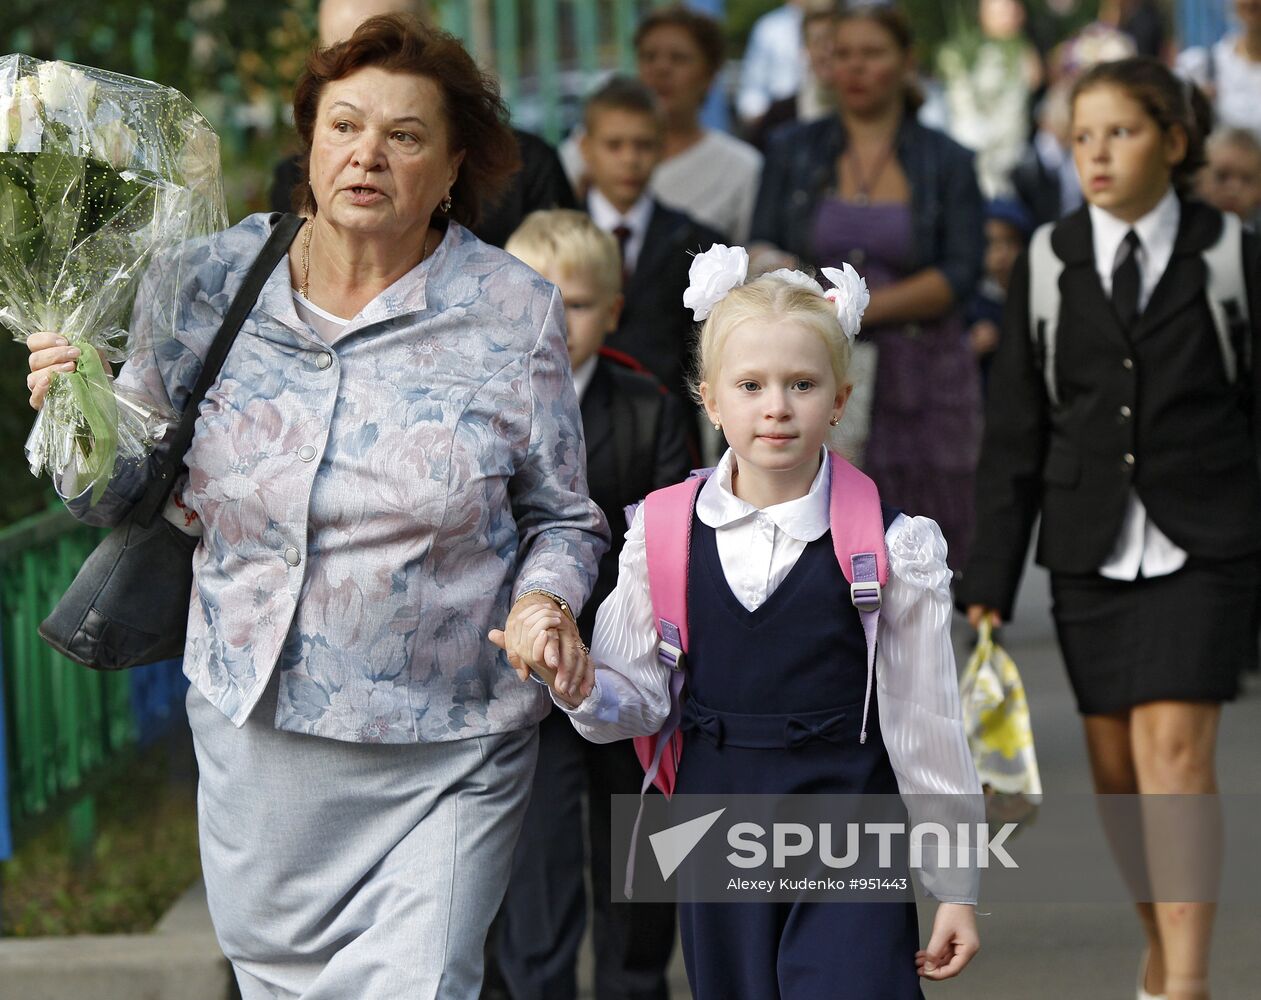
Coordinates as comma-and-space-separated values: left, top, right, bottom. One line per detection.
132, 212, 306, 526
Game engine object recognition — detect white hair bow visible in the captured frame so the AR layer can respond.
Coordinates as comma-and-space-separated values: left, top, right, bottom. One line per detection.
683, 246, 870, 342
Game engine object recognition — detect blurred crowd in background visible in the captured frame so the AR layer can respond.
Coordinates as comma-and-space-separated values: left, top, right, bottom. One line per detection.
1, 0, 1258, 534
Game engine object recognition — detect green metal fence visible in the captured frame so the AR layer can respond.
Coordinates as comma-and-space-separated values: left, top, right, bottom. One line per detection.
436, 0, 656, 143
0, 507, 128, 848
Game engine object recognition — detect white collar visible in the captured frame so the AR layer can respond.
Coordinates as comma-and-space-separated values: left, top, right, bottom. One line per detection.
588, 188, 654, 237
1089, 186, 1180, 271
571, 354, 599, 400
695, 448, 831, 542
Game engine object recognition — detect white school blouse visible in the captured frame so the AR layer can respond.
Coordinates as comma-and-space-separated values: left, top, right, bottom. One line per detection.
1088, 190, 1188, 580
556, 451, 983, 900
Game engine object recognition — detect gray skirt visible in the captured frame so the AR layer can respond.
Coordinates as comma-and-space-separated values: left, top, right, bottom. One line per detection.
187, 671, 539, 1000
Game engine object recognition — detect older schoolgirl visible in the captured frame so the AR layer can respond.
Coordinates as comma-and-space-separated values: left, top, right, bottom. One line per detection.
962, 57, 1261, 1000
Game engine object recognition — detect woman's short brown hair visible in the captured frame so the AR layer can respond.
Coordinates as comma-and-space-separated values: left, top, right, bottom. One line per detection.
291, 14, 519, 228
1070, 56, 1207, 196
634, 5, 725, 78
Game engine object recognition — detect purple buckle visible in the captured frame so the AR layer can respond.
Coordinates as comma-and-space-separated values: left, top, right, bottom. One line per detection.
657, 619, 684, 670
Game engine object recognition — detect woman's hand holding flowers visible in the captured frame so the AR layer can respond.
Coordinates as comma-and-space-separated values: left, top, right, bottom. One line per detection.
25, 331, 111, 410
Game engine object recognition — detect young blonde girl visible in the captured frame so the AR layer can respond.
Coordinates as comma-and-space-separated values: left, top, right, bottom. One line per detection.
963, 57, 1261, 1000
497, 257, 982, 999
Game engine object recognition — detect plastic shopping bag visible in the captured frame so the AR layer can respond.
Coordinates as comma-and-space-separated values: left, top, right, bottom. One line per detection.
960, 618, 1042, 825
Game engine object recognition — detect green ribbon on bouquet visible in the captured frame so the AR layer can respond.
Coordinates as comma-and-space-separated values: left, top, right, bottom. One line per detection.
60, 341, 118, 505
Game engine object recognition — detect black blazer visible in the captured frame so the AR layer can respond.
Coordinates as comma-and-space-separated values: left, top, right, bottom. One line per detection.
599, 199, 723, 406
959, 199, 1261, 619
577, 356, 692, 641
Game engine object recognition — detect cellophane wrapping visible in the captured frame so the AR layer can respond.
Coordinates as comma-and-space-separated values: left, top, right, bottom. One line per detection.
0, 54, 227, 502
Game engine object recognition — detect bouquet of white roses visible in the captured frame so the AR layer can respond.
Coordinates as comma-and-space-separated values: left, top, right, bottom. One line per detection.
0, 54, 227, 502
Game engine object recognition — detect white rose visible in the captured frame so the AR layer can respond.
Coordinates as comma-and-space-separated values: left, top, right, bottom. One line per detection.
682, 243, 749, 321
763, 268, 824, 296
37, 61, 76, 116
820, 263, 871, 343
90, 119, 137, 170
3, 77, 44, 153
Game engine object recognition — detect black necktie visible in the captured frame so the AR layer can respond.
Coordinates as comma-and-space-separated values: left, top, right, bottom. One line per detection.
1112, 229, 1142, 331
613, 224, 632, 284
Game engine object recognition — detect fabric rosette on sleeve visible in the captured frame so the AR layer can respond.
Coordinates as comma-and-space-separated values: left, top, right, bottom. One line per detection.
0, 54, 227, 502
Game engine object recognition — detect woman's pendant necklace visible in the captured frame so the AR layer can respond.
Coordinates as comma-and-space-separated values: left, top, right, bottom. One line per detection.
846, 144, 894, 207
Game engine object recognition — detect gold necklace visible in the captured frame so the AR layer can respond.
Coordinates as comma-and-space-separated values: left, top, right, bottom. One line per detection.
300, 219, 313, 299
299, 220, 434, 301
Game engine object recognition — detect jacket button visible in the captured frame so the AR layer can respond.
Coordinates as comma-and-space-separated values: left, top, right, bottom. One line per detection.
1119, 405, 1132, 419
315, 352, 333, 370
283, 546, 301, 566
298, 445, 317, 462
1122, 453, 1135, 467
1122, 357, 1134, 370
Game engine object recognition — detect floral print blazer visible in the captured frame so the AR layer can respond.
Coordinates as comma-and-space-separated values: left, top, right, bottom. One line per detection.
68, 213, 609, 743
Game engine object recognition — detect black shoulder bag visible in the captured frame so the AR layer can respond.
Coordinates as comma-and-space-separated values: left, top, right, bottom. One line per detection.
39, 213, 306, 670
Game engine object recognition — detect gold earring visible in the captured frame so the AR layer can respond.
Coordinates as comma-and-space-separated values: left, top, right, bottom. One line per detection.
829, 416, 839, 426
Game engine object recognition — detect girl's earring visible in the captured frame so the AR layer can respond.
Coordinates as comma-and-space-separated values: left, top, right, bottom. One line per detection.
440, 194, 453, 214
829, 416, 839, 426
713, 420, 721, 431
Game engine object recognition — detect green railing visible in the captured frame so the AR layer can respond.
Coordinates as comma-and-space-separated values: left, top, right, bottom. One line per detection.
436, 0, 655, 143
0, 507, 129, 851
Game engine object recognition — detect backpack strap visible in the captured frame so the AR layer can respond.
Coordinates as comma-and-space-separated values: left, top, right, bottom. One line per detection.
624, 471, 708, 899
1027, 222, 1063, 407
827, 450, 890, 745
1203, 211, 1250, 384
639, 473, 708, 776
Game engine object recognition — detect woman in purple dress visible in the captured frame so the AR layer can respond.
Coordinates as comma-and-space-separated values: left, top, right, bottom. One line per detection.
751, 5, 984, 570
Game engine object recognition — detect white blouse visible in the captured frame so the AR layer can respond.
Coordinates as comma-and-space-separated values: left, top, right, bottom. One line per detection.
557, 450, 984, 902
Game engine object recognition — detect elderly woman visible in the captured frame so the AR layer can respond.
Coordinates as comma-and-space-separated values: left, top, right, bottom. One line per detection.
25, 16, 606, 1000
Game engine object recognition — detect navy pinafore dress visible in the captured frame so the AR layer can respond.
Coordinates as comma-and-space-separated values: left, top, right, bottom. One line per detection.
674, 513, 923, 1000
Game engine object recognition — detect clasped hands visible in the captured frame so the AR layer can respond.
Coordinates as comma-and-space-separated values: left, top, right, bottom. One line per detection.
489, 594, 594, 708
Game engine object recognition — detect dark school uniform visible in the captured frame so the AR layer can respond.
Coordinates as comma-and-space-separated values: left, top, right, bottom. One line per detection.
960, 197, 1261, 713
496, 354, 692, 1000
675, 510, 924, 1000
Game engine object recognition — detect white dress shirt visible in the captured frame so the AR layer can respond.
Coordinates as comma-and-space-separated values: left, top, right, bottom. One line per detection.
571, 354, 598, 401
556, 449, 984, 902
736, 3, 805, 121
1088, 188, 1187, 580
588, 189, 654, 276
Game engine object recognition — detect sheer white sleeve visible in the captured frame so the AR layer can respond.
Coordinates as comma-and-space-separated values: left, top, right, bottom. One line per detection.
878, 514, 985, 904
551, 505, 673, 743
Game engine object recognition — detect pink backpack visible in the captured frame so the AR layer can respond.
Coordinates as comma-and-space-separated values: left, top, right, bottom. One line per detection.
632, 450, 890, 800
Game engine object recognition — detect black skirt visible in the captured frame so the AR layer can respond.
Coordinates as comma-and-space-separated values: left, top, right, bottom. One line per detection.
1050, 557, 1260, 715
